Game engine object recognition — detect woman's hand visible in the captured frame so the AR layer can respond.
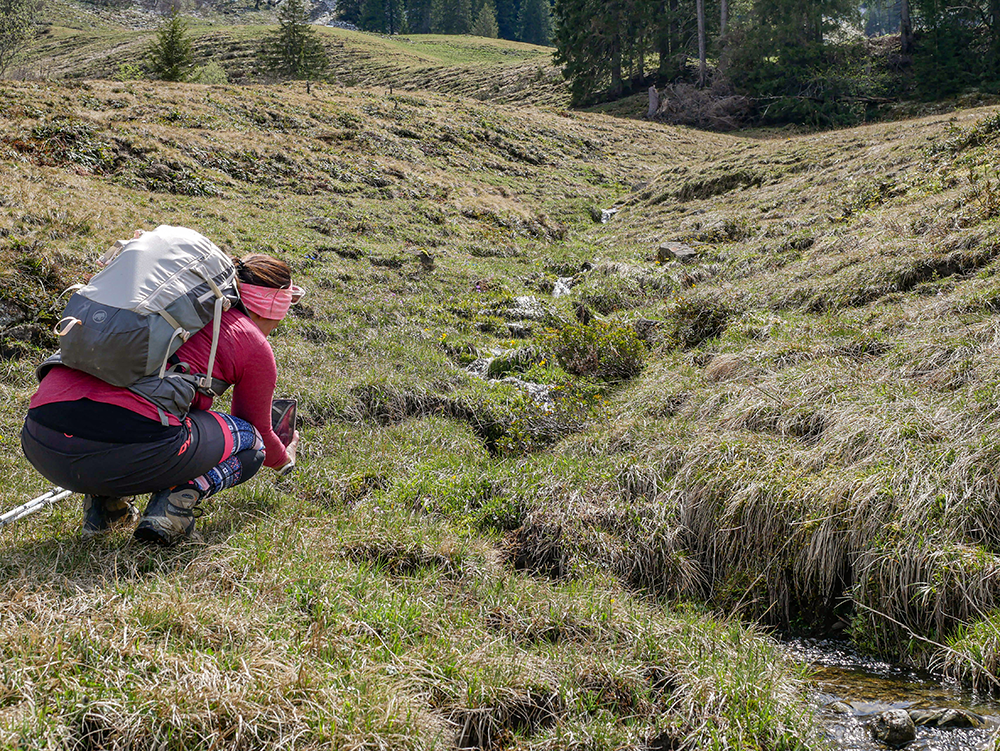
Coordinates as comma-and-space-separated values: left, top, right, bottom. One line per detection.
277, 430, 300, 475
286, 430, 300, 463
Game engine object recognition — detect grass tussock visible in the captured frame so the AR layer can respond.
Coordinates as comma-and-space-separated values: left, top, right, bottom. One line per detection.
0, 497, 820, 751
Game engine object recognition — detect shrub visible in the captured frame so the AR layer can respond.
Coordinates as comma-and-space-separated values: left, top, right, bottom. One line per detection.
493, 379, 603, 455
576, 274, 645, 315
547, 320, 646, 382
192, 61, 229, 85
669, 293, 733, 348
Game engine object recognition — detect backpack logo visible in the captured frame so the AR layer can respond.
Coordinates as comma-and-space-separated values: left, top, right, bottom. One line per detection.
92, 310, 107, 324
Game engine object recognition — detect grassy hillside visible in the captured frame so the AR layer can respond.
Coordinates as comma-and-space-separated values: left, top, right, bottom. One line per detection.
16, 1, 568, 107
9, 53, 1000, 747
0, 79, 820, 750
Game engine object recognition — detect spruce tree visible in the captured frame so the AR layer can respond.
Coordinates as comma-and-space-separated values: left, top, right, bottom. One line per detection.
554, 0, 624, 101
336, 0, 363, 25
261, 0, 329, 79
360, 0, 407, 33
431, 0, 472, 33
910, 0, 975, 97
471, 0, 499, 37
148, 6, 195, 82
495, 0, 519, 38
518, 0, 550, 44
406, 0, 434, 32
863, 0, 901, 35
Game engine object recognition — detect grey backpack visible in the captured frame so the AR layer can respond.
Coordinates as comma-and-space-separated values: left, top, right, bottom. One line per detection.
37, 225, 241, 424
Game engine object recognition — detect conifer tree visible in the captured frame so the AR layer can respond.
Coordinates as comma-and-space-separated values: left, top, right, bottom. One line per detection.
0, 0, 40, 76
361, 0, 407, 33
900, 0, 912, 52
336, 0, 363, 25
431, 0, 472, 33
518, 0, 550, 44
406, 0, 434, 32
471, 0, 499, 37
261, 0, 328, 79
554, 0, 646, 101
148, 6, 195, 82
910, 0, 975, 97
495, 0, 520, 38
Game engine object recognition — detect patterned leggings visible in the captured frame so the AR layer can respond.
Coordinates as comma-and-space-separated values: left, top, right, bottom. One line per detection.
188, 413, 265, 498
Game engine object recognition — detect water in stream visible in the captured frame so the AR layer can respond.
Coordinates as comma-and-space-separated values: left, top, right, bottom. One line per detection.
784, 638, 1000, 750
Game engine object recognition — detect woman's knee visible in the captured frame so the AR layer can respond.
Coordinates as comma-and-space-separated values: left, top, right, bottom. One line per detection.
236, 447, 265, 483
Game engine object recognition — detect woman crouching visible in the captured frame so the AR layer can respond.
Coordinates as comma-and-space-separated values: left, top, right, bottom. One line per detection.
20, 251, 302, 545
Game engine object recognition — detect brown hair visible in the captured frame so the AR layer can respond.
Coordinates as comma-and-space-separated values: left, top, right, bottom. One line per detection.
235, 254, 292, 290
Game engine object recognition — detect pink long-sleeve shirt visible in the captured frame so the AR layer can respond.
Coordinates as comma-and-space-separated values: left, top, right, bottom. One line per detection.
30, 307, 290, 469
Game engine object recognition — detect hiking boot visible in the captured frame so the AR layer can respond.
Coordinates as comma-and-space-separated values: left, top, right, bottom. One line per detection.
133, 485, 205, 547
81, 495, 138, 540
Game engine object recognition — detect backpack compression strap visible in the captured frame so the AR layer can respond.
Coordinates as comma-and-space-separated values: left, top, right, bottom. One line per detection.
157, 308, 190, 379
202, 296, 225, 393
196, 269, 233, 394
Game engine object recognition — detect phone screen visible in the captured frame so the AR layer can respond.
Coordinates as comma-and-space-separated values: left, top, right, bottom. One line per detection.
271, 398, 297, 447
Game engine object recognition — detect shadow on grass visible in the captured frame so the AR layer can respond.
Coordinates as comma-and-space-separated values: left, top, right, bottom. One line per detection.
0, 490, 279, 586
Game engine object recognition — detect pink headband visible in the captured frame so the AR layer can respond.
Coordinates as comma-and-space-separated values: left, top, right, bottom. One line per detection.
240, 283, 304, 320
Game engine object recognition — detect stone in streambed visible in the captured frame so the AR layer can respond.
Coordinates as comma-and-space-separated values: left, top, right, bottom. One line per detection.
907, 707, 985, 728
870, 709, 915, 747
657, 242, 699, 264
827, 701, 852, 715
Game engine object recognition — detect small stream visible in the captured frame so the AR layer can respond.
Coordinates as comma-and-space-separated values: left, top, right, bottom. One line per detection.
784, 639, 1000, 750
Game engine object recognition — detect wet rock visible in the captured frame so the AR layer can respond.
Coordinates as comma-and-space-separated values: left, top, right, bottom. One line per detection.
907, 708, 985, 729
0, 300, 27, 328
870, 709, 916, 748
657, 241, 699, 264
500, 376, 552, 405
552, 277, 573, 298
506, 322, 532, 338
827, 701, 853, 715
504, 296, 548, 321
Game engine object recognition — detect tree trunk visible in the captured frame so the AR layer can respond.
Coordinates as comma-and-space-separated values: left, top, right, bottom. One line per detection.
720, 0, 727, 36
990, 0, 1000, 73
668, 0, 679, 71
697, 0, 706, 87
637, 29, 645, 81
611, 32, 622, 97
656, 1, 668, 77
900, 0, 912, 54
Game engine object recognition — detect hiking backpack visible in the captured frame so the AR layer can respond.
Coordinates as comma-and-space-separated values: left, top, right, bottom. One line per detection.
37, 225, 241, 424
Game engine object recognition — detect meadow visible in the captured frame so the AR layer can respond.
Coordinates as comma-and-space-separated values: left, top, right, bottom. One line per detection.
5, 21, 1000, 748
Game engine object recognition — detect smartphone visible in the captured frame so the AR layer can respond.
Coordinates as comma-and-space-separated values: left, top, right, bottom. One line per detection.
271, 398, 297, 447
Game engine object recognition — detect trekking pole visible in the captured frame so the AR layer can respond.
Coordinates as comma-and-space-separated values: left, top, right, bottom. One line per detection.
0, 487, 73, 532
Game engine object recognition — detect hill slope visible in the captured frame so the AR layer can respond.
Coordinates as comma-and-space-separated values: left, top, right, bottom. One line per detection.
0, 78, 818, 750
6, 69, 1000, 745
16, 2, 568, 106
